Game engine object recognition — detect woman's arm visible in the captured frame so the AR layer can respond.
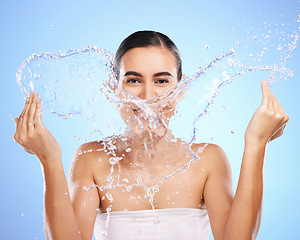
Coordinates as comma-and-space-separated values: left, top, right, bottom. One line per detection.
42, 157, 83, 240
204, 80, 289, 240
42, 144, 100, 240
14, 92, 99, 240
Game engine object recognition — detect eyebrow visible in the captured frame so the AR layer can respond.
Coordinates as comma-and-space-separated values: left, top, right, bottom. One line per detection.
124, 71, 173, 78
124, 71, 142, 77
154, 72, 173, 78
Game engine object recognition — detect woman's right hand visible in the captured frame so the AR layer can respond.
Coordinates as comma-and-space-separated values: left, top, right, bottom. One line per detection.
245, 80, 289, 146
14, 92, 61, 165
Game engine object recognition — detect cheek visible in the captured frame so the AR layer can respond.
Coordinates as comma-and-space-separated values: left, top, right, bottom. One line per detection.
123, 85, 141, 97
115, 83, 130, 99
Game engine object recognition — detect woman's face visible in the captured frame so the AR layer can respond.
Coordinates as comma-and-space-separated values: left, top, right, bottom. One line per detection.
117, 46, 178, 100
116, 46, 179, 137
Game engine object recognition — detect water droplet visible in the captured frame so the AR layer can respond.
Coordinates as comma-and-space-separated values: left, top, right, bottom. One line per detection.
105, 193, 113, 202
130, 195, 135, 200
125, 147, 131, 152
122, 178, 129, 183
34, 73, 40, 79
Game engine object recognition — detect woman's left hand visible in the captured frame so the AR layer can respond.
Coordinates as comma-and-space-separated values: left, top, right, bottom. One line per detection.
245, 80, 289, 146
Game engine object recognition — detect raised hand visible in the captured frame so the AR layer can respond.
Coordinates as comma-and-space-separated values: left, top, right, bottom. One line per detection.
245, 80, 289, 145
14, 92, 61, 164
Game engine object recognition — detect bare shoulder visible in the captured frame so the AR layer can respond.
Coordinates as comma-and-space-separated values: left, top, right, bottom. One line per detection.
73, 141, 107, 163
191, 143, 228, 161
69, 140, 108, 182
191, 143, 231, 176
75, 140, 105, 155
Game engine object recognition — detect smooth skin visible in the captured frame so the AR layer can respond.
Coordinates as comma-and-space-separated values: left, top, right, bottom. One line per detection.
14, 46, 289, 240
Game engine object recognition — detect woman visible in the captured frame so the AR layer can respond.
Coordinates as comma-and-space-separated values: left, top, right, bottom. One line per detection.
14, 31, 289, 240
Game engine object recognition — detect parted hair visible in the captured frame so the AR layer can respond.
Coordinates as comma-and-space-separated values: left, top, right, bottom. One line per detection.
113, 30, 182, 81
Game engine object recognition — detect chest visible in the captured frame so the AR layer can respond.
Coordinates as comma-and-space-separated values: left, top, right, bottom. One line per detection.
94, 157, 207, 212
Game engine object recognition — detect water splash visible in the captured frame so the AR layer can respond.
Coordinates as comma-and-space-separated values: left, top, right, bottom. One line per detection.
16, 17, 299, 233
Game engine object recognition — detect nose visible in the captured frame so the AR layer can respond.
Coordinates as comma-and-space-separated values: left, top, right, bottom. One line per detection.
140, 84, 156, 100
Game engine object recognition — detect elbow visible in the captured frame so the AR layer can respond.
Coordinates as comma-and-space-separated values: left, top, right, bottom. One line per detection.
220, 226, 260, 240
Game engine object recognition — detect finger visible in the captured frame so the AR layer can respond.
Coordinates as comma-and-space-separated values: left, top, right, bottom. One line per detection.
261, 80, 269, 106
277, 101, 289, 124
271, 97, 283, 116
35, 97, 43, 128
21, 95, 33, 131
261, 80, 273, 106
19, 97, 29, 119
270, 94, 289, 124
13, 118, 20, 142
33, 94, 40, 121
27, 93, 37, 131
22, 92, 34, 130
14, 117, 20, 132
15, 99, 28, 141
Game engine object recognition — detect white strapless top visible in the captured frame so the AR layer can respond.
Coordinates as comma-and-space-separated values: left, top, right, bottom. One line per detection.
94, 208, 210, 240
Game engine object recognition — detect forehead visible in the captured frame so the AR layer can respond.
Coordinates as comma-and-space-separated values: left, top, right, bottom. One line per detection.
119, 46, 177, 73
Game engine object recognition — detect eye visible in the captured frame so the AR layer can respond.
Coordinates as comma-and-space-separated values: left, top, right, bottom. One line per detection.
125, 78, 141, 84
155, 79, 169, 84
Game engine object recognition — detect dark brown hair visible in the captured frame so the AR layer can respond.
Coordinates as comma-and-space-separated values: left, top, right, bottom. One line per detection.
113, 30, 182, 81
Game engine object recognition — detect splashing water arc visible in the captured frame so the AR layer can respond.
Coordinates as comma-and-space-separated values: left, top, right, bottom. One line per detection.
16, 19, 298, 234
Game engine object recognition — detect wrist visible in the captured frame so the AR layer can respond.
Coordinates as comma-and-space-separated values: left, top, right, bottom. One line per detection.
244, 135, 268, 149
40, 155, 63, 172
242, 140, 267, 171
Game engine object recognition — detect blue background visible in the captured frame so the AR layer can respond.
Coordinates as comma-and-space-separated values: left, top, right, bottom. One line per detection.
1, 0, 299, 239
